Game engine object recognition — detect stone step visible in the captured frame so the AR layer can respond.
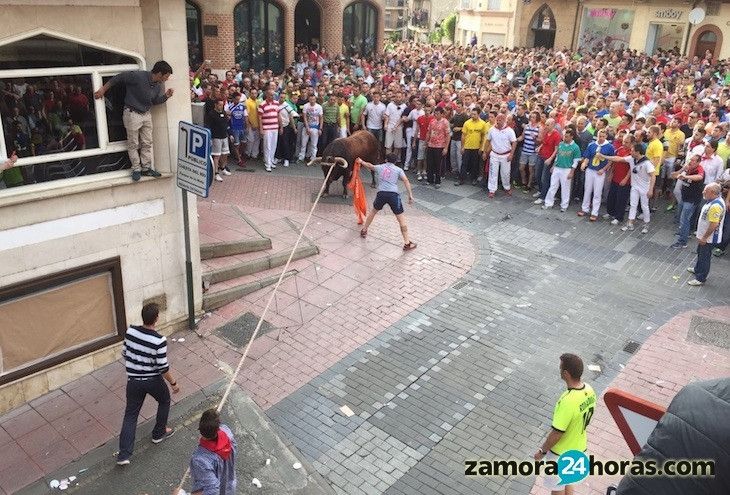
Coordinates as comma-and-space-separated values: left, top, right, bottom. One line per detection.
203, 243, 319, 286
200, 237, 272, 260
202, 269, 298, 312
198, 204, 271, 260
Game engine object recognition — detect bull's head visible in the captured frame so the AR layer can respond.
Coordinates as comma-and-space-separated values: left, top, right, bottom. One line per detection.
308, 157, 348, 168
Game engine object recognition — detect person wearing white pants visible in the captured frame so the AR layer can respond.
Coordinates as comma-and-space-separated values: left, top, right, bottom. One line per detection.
298, 94, 323, 162
543, 129, 581, 212
578, 130, 614, 220
257, 90, 282, 172
246, 127, 260, 159
601, 144, 656, 234
485, 113, 516, 198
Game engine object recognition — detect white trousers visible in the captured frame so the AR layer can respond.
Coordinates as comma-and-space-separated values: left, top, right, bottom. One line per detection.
488, 153, 511, 192
629, 188, 650, 223
544, 167, 572, 209
262, 129, 278, 168
404, 128, 414, 166
299, 127, 319, 161
581, 168, 606, 216
246, 127, 260, 158
339, 127, 348, 138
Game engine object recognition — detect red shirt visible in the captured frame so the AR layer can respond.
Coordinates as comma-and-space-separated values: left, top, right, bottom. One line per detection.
611, 146, 631, 185
258, 100, 281, 130
427, 117, 450, 148
417, 114, 434, 141
539, 129, 561, 159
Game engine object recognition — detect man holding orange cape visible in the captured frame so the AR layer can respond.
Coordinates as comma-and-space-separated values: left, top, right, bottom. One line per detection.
357, 153, 417, 251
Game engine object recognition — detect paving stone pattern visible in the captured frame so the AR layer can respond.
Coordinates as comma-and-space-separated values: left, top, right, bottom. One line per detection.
265, 176, 729, 495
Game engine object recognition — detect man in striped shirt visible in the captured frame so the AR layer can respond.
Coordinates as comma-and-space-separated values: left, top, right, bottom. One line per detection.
117, 303, 179, 465
519, 111, 540, 192
258, 89, 283, 172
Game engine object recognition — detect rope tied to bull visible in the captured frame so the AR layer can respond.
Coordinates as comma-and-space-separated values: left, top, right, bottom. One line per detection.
174, 159, 345, 493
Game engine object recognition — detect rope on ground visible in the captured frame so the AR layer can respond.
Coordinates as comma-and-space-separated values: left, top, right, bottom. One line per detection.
174, 162, 339, 494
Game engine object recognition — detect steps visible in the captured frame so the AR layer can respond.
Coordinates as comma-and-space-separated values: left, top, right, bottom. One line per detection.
199, 205, 319, 312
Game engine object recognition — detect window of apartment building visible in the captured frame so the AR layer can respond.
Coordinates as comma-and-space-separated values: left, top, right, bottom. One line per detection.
487, 0, 500, 10
0, 31, 143, 191
186, 1, 203, 68
234, 0, 285, 74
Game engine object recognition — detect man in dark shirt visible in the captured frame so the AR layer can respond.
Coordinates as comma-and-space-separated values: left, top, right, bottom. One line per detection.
94, 61, 174, 181
449, 100, 468, 176
208, 100, 231, 182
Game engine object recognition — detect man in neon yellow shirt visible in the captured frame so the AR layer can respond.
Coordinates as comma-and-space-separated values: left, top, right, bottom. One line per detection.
662, 119, 685, 198
534, 353, 596, 494
645, 125, 664, 210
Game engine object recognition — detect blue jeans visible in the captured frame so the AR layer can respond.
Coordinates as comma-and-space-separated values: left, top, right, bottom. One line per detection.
538, 157, 552, 199
694, 242, 715, 282
118, 376, 170, 461
677, 201, 698, 245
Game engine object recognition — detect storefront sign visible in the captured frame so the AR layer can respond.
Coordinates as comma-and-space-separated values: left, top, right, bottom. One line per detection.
590, 9, 616, 19
655, 8, 683, 20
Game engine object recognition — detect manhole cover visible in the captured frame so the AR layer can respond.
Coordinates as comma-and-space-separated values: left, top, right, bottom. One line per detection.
687, 316, 730, 349
623, 340, 641, 354
312, 192, 352, 205
216, 312, 274, 348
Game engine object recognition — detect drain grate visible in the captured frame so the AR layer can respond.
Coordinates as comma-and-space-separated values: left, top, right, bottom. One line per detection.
623, 340, 641, 354
216, 312, 273, 348
687, 316, 730, 349
452, 281, 468, 290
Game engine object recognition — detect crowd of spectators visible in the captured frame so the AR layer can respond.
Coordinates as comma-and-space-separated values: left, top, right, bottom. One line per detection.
189, 42, 730, 270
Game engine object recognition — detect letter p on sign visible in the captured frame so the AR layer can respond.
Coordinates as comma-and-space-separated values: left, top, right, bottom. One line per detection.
190, 130, 206, 158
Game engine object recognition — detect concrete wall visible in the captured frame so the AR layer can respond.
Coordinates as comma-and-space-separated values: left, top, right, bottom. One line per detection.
0, 0, 200, 413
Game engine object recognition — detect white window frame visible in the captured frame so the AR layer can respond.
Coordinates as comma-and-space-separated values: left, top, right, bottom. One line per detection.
0, 29, 145, 168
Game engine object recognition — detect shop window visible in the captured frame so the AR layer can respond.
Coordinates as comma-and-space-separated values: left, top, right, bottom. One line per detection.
0, 31, 142, 190
343, 1, 379, 57
0, 257, 126, 386
234, 0, 285, 74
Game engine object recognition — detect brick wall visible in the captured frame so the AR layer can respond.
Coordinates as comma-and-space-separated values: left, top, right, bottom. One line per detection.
202, 12, 236, 69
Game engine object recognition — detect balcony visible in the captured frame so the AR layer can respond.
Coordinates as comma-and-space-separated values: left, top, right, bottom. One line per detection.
410, 9, 430, 30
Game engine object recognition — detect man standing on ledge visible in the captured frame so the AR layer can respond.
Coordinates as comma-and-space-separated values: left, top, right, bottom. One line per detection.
534, 353, 596, 495
117, 303, 179, 466
94, 60, 174, 181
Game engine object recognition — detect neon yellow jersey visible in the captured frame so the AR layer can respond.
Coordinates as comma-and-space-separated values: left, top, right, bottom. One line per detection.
663, 128, 685, 157
338, 103, 349, 128
551, 384, 596, 455
646, 138, 663, 176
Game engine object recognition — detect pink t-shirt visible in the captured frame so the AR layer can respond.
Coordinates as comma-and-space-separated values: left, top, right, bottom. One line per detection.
427, 118, 450, 149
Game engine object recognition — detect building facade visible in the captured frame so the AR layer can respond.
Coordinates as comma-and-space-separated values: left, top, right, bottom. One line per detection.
186, 0, 386, 72
0, 0, 200, 414
457, 0, 730, 61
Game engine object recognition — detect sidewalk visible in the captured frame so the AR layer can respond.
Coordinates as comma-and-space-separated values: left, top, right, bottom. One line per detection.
0, 169, 476, 494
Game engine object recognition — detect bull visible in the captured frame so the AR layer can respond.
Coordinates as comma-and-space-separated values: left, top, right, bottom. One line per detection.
308, 130, 384, 197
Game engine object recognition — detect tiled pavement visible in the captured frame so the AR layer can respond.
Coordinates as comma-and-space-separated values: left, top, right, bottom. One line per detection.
1, 163, 728, 494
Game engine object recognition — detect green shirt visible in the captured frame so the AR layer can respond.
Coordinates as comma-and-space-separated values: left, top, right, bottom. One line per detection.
323, 103, 339, 124
551, 383, 596, 455
350, 94, 367, 124
555, 141, 581, 169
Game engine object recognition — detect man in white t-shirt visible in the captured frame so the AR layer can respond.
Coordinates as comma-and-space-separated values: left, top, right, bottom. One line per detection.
384, 92, 406, 159
601, 143, 656, 234
485, 113, 517, 198
298, 93, 323, 162
362, 91, 386, 143
700, 140, 724, 184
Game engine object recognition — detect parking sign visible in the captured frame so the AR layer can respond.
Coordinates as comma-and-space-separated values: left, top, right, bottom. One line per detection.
177, 121, 211, 197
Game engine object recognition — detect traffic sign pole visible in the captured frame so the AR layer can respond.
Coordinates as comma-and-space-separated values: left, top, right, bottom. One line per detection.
182, 189, 196, 331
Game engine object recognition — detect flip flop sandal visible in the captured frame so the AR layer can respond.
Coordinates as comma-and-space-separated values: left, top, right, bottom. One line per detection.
403, 241, 417, 251
360, 229, 367, 238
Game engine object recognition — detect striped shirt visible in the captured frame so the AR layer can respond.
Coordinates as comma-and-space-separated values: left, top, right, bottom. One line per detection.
123, 325, 169, 378
522, 124, 539, 154
258, 100, 281, 131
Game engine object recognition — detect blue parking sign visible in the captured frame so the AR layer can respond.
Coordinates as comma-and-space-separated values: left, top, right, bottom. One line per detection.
177, 121, 211, 197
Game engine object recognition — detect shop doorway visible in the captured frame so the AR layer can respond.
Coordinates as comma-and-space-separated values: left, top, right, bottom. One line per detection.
295, 0, 321, 51
693, 27, 719, 60
645, 23, 683, 55
528, 4, 556, 49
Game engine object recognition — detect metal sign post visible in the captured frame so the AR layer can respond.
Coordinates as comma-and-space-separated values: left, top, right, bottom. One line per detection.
177, 121, 212, 330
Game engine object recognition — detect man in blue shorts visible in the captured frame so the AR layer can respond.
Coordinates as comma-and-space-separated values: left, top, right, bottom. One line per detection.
358, 153, 417, 251
227, 92, 247, 169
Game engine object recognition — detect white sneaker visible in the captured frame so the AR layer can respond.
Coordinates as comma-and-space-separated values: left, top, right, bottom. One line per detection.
640, 226, 649, 234
560, 208, 566, 212
638, 213, 644, 220
687, 279, 703, 286
271, 163, 277, 169
687, 267, 695, 274
221, 169, 232, 176
602, 213, 612, 220
532, 191, 541, 198
265, 166, 272, 172
404, 164, 409, 171
611, 219, 619, 225
534, 198, 543, 205
283, 160, 289, 167
215, 173, 223, 182
273, 158, 282, 164
621, 224, 635, 231
541, 204, 550, 210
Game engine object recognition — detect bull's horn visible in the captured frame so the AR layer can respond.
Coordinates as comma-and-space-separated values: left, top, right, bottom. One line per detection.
333, 157, 348, 168
307, 157, 322, 167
